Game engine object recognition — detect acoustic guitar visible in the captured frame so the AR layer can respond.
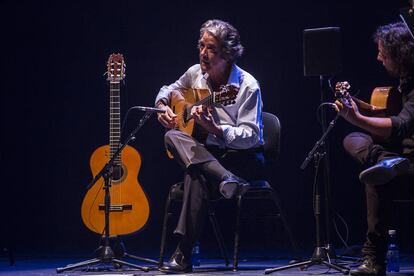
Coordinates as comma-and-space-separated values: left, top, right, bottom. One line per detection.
166, 85, 239, 158
335, 81, 402, 141
335, 81, 402, 117
81, 53, 150, 236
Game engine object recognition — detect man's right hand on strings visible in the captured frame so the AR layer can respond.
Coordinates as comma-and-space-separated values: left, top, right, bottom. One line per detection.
191, 105, 223, 137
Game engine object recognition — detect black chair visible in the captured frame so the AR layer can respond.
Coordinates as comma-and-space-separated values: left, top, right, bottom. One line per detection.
158, 112, 299, 271
231, 112, 299, 270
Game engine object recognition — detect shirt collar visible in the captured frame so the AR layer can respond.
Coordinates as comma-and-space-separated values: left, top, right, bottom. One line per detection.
201, 64, 242, 89
227, 64, 242, 88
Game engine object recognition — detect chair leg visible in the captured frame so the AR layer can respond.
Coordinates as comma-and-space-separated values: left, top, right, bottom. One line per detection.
233, 194, 243, 271
159, 193, 173, 268
270, 188, 300, 259
209, 210, 229, 266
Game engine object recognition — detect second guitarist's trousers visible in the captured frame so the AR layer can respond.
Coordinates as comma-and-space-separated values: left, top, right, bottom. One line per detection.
343, 131, 414, 263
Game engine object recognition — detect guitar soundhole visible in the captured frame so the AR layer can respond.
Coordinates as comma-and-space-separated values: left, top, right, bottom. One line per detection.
183, 106, 191, 124
112, 164, 124, 181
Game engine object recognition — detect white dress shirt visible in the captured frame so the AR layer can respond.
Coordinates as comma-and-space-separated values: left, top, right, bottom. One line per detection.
155, 64, 263, 150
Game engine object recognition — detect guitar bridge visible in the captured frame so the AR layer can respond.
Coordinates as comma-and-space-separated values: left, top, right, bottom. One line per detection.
98, 204, 132, 212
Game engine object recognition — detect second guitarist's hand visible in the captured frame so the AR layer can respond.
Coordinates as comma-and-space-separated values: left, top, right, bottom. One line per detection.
334, 98, 392, 138
334, 98, 360, 125
191, 105, 223, 137
157, 104, 177, 129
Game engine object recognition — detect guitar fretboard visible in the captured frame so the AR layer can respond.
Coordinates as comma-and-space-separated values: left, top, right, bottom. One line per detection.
109, 81, 121, 165
197, 94, 213, 106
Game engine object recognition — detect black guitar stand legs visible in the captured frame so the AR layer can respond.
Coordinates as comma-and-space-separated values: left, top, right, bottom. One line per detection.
56, 235, 158, 273
109, 236, 158, 267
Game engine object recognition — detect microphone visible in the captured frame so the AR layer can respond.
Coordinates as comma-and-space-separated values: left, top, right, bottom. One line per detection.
133, 106, 166, 113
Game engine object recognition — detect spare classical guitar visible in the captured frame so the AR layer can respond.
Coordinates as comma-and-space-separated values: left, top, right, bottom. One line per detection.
81, 53, 150, 236
166, 85, 239, 158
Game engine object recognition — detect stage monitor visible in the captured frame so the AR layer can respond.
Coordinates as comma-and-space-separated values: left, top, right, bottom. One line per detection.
303, 27, 342, 77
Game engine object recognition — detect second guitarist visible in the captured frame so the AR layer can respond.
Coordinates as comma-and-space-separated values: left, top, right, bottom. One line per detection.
155, 19, 264, 274
334, 22, 414, 276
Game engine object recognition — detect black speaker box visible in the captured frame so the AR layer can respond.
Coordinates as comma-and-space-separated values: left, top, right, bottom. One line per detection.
303, 27, 342, 76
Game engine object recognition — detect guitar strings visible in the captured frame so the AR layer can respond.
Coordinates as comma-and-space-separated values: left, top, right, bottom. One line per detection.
172, 92, 214, 119
171, 85, 232, 118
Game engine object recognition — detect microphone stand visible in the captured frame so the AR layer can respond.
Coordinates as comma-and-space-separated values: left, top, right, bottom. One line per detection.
57, 112, 156, 273
265, 112, 349, 275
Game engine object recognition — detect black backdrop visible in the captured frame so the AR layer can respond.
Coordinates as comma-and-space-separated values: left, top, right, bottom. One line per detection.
1, 0, 412, 258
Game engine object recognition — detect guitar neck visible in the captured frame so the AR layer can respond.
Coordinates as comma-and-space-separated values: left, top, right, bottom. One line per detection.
192, 93, 213, 109
109, 81, 121, 165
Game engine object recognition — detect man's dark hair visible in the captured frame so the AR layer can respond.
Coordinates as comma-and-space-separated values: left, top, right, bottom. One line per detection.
199, 19, 244, 63
374, 21, 414, 77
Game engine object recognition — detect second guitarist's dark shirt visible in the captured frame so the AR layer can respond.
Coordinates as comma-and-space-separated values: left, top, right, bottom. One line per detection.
390, 77, 414, 158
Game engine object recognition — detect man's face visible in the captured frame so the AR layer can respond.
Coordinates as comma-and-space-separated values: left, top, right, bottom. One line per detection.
198, 32, 228, 76
377, 40, 398, 77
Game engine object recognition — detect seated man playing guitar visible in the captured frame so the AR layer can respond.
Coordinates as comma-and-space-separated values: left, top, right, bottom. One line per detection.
335, 22, 414, 276
155, 19, 264, 274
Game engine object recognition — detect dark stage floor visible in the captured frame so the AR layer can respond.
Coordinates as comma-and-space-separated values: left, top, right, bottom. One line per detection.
2, 254, 414, 276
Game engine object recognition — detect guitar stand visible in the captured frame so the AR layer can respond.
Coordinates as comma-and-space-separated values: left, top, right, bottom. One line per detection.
56, 236, 158, 273
57, 112, 156, 273
324, 243, 361, 264
265, 114, 349, 275
105, 236, 159, 266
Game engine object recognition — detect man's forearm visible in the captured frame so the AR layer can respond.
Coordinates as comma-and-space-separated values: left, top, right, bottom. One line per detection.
353, 114, 393, 138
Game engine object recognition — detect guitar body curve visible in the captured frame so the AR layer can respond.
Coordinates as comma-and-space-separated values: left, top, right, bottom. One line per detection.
370, 87, 402, 117
166, 86, 238, 158
170, 88, 210, 136
81, 144, 150, 236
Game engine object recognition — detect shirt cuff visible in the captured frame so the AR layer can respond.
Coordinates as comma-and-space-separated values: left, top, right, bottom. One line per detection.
220, 125, 235, 146
155, 98, 168, 107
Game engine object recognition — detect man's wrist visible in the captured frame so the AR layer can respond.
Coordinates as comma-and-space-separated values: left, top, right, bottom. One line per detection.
156, 99, 167, 108
213, 125, 224, 138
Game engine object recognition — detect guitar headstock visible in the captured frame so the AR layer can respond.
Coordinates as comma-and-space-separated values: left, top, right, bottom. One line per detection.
107, 53, 126, 82
335, 81, 350, 95
335, 81, 352, 107
213, 85, 239, 106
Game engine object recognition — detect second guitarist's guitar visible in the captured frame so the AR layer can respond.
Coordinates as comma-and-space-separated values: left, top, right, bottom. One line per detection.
81, 54, 150, 236
335, 81, 402, 142
335, 81, 402, 117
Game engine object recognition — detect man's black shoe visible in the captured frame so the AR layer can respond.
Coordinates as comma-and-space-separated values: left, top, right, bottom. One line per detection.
219, 174, 249, 199
350, 257, 385, 276
359, 157, 409, 186
159, 248, 192, 274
